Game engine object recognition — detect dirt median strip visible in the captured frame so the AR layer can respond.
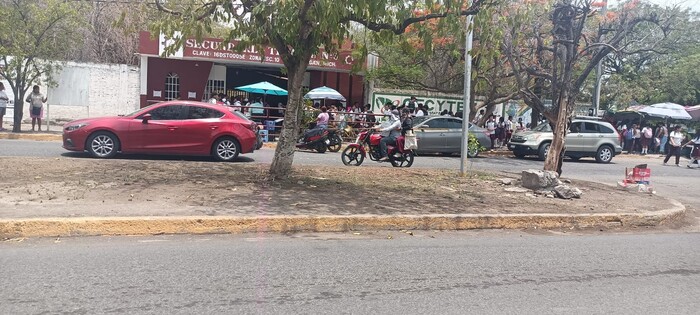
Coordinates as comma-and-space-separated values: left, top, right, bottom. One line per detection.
0, 201, 686, 238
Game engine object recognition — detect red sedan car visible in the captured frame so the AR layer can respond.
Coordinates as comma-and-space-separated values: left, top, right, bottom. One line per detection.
62, 101, 260, 161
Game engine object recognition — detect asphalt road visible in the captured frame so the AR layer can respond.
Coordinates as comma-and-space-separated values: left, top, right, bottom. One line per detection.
1, 139, 697, 210
1, 232, 699, 314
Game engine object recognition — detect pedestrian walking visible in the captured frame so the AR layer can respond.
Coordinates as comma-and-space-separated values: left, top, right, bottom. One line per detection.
0, 82, 8, 131
656, 123, 668, 155
26, 85, 47, 132
663, 125, 684, 167
632, 124, 641, 154
505, 116, 514, 144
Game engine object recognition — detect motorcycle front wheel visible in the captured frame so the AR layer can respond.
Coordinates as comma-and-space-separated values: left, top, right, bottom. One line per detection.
327, 134, 343, 152
390, 151, 415, 168
341, 146, 364, 166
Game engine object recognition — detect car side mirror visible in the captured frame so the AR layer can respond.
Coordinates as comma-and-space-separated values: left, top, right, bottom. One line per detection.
142, 114, 152, 124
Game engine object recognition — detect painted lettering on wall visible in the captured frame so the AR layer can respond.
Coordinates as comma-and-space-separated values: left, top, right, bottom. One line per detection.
372, 93, 464, 115
182, 38, 353, 71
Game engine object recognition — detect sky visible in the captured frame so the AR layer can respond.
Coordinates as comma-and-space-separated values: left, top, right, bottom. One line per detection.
609, 0, 700, 11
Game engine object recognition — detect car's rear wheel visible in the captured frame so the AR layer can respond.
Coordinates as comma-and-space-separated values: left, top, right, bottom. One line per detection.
538, 142, 550, 161
467, 146, 479, 158
595, 145, 614, 163
212, 137, 240, 162
87, 131, 120, 159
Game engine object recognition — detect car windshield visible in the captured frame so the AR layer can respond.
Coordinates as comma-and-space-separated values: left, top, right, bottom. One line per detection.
412, 116, 430, 126
124, 105, 156, 117
533, 122, 552, 132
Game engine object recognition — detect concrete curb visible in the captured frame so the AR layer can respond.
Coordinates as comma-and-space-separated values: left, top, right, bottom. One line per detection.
0, 200, 685, 238
0, 132, 62, 141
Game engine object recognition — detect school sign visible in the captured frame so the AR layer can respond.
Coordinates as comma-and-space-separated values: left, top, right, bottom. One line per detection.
371, 92, 464, 115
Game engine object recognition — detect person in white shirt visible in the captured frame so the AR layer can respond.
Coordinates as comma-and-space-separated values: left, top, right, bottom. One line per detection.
0, 82, 8, 131
663, 125, 684, 166
375, 109, 401, 161
25, 85, 47, 132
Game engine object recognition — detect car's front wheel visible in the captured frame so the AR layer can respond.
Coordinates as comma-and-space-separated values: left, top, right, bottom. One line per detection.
538, 142, 550, 161
212, 137, 241, 161
87, 131, 120, 159
595, 145, 614, 163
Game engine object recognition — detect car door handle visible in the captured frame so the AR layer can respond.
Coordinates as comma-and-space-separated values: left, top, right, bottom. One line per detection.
167, 126, 179, 131
209, 125, 219, 130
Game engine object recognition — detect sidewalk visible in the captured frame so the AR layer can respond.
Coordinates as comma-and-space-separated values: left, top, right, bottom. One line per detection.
0, 157, 686, 238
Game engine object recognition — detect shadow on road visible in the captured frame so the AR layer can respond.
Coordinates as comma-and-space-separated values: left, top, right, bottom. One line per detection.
60, 152, 256, 163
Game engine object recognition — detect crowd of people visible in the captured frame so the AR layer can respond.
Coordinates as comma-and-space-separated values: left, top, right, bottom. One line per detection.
617, 121, 700, 167
207, 93, 286, 122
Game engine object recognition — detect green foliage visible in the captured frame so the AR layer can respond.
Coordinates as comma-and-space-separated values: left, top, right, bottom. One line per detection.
151, 0, 489, 177
0, 0, 86, 131
468, 133, 485, 153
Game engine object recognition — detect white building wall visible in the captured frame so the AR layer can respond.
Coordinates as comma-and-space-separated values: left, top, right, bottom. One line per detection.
42, 61, 140, 123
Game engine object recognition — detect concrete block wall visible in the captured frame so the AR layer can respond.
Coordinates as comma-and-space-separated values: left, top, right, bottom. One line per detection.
46, 62, 140, 123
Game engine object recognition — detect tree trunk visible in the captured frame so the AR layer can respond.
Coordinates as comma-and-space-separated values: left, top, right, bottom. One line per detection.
268, 61, 308, 179
544, 95, 570, 173
12, 93, 25, 133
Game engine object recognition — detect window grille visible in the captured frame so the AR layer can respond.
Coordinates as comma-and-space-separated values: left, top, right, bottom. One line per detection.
164, 73, 180, 100
204, 79, 226, 101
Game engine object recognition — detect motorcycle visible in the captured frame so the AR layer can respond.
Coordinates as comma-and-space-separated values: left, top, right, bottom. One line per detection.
341, 129, 414, 167
297, 128, 329, 153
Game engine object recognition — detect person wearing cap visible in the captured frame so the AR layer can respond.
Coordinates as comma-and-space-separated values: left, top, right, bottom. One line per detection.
375, 109, 402, 161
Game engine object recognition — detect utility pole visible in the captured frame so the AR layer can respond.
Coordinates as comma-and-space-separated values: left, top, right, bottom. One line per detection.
593, 0, 608, 117
459, 3, 474, 176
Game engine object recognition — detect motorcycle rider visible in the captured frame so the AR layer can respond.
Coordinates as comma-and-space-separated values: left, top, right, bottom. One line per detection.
316, 106, 329, 129
375, 109, 402, 161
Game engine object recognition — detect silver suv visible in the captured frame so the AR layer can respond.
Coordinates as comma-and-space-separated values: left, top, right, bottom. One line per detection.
508, 118, 623, 163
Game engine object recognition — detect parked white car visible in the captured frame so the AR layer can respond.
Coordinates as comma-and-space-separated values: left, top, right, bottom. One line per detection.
508, 117, 623, 163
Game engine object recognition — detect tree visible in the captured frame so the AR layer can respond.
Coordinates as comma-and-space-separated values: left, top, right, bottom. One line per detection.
366, 2, 523, 124
603, 8, 700, 107
0, 0, 84, 132
504, 0, 677, 174
153, 0, 489, 178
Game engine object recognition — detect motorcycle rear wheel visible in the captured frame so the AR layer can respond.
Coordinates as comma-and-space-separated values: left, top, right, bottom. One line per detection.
327, 134, 343, 152
390, 151, 415, 168
341, 146, 364, 166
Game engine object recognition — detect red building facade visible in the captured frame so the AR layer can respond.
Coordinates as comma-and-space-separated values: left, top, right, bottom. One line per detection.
138, 32, 365, 108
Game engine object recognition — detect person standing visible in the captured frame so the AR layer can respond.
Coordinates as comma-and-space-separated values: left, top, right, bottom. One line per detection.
656, 123, 668, 155
403, 96, 418, 112
505, 116, 515, 144
663, 125, 684, 167
415, 104, 425, 117
485, 115, 497, 150
631, 124, 641, 154
26, 85, 47, 132
0, 82, 8, 131
640, 124, 652, 155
